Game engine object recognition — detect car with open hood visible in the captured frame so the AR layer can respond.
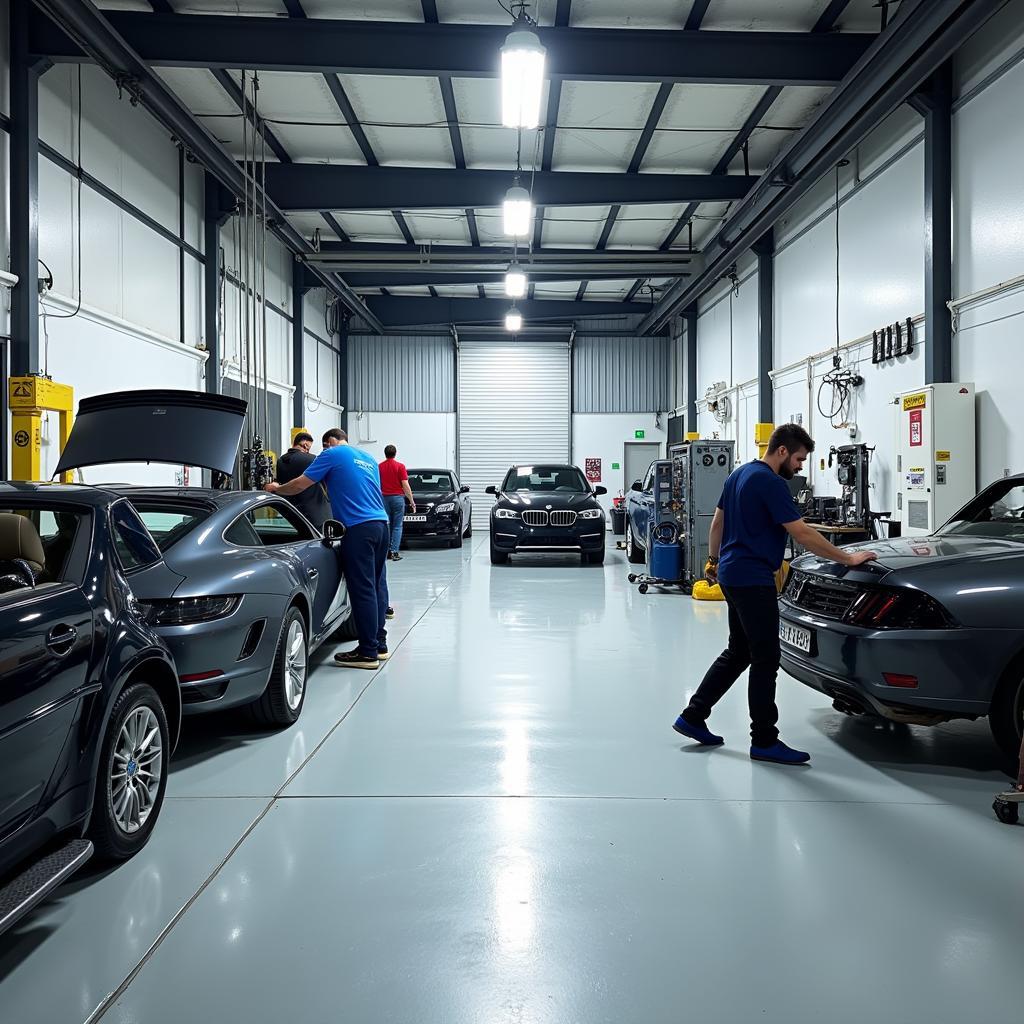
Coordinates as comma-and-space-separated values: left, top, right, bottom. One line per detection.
486, 463, 607, 565
402, 468, 472, 548
52, 389, 353, 728
779, 474, 1024, 760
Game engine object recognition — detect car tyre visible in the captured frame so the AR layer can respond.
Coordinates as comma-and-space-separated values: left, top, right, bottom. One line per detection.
490, 539, 509, 565
450, 518, 464, 548
90, 682, 170, 862
625, 520, 645, 564
251, 607, 307, 729
989, 670, 1024, 762
463, 515, 473, 539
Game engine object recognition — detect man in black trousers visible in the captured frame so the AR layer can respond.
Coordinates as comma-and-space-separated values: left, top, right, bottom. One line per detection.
673, 424, 876, 765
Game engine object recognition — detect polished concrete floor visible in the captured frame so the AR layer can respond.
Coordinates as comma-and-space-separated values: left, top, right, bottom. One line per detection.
2, 539, 1021, 1023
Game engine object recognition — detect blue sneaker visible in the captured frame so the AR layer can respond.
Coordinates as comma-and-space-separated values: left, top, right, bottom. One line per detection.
750, 741, 811, 765
673, 715, 724, 747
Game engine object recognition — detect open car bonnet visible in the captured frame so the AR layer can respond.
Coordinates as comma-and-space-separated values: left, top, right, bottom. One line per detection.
55, 390, 247, 476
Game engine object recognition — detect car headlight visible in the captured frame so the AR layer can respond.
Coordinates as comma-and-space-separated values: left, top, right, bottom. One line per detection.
138, 594, 241, 626
578, 508, 604, 519
494, 508, 520, 519
435, 502, 457, 514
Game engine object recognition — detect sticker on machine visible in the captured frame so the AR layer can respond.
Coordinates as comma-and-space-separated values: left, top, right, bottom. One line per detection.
909, 408, 923, 446
935, 450, 951, 461
902, 392, 927, 410
907, 468, 926, 488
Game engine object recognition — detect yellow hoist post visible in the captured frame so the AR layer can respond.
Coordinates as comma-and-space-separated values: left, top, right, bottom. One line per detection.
290, 426, 309, 445
754, 422, 775, 459
9, 375, 75, 483
685, 431, 700, 441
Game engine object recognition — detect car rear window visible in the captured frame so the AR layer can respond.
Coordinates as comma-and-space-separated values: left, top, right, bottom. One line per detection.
130, 503, 212, 553
938, 481, 1024, 542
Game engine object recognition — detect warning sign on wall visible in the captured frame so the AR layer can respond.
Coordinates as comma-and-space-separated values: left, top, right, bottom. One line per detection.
585, 458, 602, 483
909, 408, 923, 447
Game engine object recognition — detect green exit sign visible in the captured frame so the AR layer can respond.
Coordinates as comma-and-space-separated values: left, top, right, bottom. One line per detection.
611, 462, 620, 470
634, 429, 645, 439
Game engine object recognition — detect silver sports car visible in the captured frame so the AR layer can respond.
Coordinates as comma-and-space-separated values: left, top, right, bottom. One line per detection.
54, 389, 353, 728
780, 474, 1024, 759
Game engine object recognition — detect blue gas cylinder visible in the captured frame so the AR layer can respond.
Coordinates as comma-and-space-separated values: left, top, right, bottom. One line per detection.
649, 541, 682, 581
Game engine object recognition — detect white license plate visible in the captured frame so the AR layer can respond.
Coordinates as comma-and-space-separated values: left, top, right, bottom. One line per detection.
780, 621, 812, 653
405, 515, 427, 523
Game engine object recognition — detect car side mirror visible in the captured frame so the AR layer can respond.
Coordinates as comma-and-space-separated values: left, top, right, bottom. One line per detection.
460, 484, 470, 493
321, 519, 346, 546
485, 485, 497, 495
594, 485, 608, 496
630, 480, 643, 492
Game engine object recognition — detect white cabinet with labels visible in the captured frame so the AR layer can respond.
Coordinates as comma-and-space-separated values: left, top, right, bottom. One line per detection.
895, 383, 976, 536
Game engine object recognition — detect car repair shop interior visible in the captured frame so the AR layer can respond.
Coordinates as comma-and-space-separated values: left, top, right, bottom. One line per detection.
1, 1, 1023, 1021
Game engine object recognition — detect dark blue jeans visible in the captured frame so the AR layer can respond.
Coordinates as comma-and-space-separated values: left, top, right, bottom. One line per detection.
384, 494, 406, 554
683, 584, 781, 747
338, 519, 390, 659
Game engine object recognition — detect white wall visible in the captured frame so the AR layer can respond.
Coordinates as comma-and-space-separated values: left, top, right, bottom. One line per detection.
350, 411, 457, 471
572, 413, 667, 510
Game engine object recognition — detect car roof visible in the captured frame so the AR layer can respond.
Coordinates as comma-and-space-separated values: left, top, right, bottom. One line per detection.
108, 486, 268, 510
508, 464, 579, 472
407, 468, 455, 474
0, 481, 124, 507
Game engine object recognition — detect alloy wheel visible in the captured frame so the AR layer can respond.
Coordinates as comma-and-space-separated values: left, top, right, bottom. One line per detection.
111, 706, 163, 835
284, 618, 307, 711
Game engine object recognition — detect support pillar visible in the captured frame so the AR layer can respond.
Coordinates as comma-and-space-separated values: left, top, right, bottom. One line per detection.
292, 261, 311, 427
754, 230, 775, 455
10, 2, 46, 377
203, 175, 231, 394
338, 312, 351, 434
910, 62, 953, 384
684, 306, 698, 436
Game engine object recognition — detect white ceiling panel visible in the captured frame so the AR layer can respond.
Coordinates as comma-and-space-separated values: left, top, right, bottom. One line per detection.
330, 211, 406, 242
274, 124, 366, 163
286, 213, 343, 243
702, 0, 831, 32
385, 286, 433, 296
435, 285, 483, 298
483, 282, 506, 299
643, 83, 765, 172
534, 281, 582, 299
739, 84, 832, 173
452, 77, 547, 169
665, 202, 732, 251
156, 68, 239, 116
838, 0, 903, 31
552, 80, 659, 172
585, 279, 636, 300
399, 210, 472, 245
570, 0, 697, 29
172, 1, 283, 15
541, 205, 611, 249
338, 74, 454, 167
472, 209, 510, 246
301, 0, 423, 20
607, 203, 690, 249
95, 1, 154, 11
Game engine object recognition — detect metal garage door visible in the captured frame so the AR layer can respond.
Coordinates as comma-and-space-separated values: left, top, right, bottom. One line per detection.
458, 341, 570, 529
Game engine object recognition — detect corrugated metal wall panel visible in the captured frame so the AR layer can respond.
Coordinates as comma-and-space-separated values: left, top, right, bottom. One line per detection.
348, 335, 454, 412
572, 334, 670, 413
458, 342, 570, 528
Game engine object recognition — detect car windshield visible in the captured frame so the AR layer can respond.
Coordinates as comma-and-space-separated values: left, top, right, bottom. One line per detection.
131, 503, 212, 552
936, 481, 1024, 542
0, 505, 89, 584
409, 472, 454, 492
504, 466, 588, 492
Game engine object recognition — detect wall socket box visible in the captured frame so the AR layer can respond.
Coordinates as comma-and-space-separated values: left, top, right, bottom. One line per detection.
790, 412, 803, 425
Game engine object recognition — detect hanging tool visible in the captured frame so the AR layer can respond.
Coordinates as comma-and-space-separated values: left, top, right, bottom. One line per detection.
903, 317, 914, 355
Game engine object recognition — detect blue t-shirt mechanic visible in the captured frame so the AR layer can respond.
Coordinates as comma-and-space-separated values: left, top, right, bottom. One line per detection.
303, 444, 388, 528
716, 460, 801, 587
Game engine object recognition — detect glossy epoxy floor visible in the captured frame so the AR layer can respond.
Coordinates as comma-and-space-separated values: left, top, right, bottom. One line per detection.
2, 540, 1022, 1024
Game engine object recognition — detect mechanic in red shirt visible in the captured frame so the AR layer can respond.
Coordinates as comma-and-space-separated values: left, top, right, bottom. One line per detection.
379, 445, 416, 561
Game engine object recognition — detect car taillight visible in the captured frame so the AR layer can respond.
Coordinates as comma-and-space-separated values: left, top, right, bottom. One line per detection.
843, 586, 956, 630
883, 673, 919, 688
138, 595, 241, 626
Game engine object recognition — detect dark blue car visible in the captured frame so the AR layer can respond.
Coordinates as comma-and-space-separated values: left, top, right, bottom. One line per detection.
624, 460, 660, 565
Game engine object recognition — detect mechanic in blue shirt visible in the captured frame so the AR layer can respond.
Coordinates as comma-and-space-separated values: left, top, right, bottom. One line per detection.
266, 428, 391, 670
673, 424, 876, 765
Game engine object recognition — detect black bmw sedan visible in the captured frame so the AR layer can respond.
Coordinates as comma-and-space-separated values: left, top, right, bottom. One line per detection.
486, 464, 607, 565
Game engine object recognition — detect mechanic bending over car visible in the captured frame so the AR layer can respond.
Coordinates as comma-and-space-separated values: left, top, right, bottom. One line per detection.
266, 428, 392, 670
276, 432, 331, 529
673, 423, 877, 765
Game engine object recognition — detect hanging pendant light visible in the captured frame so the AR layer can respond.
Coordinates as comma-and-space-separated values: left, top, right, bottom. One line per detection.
501, 19, 546, 129
503, 183, 533, 238
505, 306, 524, 332
505, 261, 527, 298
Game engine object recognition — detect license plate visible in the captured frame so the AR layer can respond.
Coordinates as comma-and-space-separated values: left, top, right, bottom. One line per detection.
405, 515, 427, 523
780, 621, 812, 653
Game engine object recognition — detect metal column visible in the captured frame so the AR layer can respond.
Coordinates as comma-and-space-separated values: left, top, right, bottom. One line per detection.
292, 261, 309, 427
911, 63, 953, 384
754, 231, 774, 426
338, 313, 351, 433
203, 174, 230, 394
684, 307, 698, 435
10, 2, 46, 376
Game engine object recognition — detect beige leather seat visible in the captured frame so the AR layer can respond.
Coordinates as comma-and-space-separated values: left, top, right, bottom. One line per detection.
0, 513, 47, 575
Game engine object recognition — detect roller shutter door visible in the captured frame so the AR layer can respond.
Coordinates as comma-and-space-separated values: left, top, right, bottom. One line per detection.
458, 342, 570, 529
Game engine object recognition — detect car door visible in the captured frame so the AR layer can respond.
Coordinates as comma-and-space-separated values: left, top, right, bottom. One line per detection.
0, 582, 94, 839
629, 462, 656, 547
453, 472, 471, 525
246, 501, 344, 634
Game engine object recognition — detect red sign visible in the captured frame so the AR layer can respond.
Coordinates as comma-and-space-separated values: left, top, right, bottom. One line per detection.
585, 458, 602, 482
909, 408, 922, 447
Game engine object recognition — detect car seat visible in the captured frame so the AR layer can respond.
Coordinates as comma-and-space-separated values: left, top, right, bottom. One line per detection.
0, 513, 46, 593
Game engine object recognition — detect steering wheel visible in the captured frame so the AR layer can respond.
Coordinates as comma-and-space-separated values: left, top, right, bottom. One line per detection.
0, 559, 38, 594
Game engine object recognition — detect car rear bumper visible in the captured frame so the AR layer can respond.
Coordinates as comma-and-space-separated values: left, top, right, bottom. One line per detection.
778, 602, 1017, 720
491, 521, 605, 552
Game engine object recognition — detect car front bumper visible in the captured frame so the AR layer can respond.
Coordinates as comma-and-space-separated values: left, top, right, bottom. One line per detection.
778, 601, 1019, 721
402, 513, 461, 539
491, 519, 605, 552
